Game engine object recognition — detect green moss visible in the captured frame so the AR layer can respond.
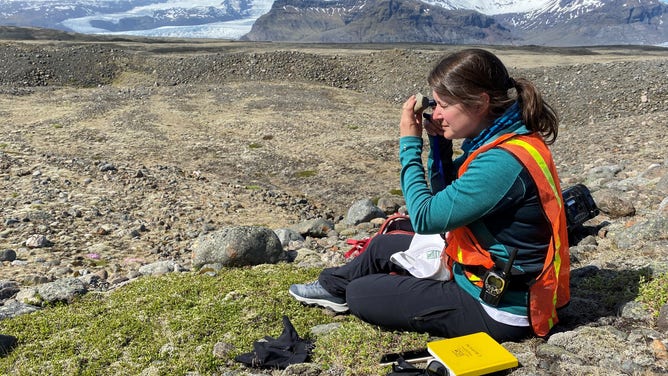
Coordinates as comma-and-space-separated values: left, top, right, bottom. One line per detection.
389, 189, 403, 196
315, 321, 427, 374
296, 170, 317, 178
245, 185, 261, 190
248, 142, 262, 149
575, 268, 651, 309
638, 272, 668, 317
0, 265, 428, 375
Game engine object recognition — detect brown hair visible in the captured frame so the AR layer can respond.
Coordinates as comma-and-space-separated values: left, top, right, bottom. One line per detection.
427, 49, 559, 144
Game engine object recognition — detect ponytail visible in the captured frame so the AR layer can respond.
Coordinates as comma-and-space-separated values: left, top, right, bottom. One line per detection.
514, 78, 559, 145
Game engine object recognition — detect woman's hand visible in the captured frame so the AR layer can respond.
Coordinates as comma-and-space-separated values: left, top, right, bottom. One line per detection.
423, 115, 444, 137
400, 95, 423, 137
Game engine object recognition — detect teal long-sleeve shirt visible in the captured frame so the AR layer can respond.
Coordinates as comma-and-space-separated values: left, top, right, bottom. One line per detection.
399, 122, 551, 259
399, 123, 552, 315
400, 128, 524, 235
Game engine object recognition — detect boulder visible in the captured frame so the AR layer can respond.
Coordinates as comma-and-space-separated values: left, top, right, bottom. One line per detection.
191, 226, 287, 269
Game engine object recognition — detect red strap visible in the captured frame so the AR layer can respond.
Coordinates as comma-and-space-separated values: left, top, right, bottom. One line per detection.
344, 238, 370, 259
343, 213, 414, 259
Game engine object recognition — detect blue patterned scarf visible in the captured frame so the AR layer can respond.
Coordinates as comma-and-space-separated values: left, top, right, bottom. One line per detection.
462, 101, 522, 153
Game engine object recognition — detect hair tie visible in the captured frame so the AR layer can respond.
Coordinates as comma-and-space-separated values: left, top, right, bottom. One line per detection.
507, 77, 516, 89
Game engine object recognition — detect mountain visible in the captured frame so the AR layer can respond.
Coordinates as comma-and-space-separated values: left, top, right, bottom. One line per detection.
0, 0, 666, 45
245, 0, 668, 45
241, 0, 514, 44
498, 0, 668, 46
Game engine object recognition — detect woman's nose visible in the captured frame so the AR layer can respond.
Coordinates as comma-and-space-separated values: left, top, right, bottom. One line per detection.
430, 106, 442, 120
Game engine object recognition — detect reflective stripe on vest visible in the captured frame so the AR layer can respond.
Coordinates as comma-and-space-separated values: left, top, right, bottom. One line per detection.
443, 132, 570, 337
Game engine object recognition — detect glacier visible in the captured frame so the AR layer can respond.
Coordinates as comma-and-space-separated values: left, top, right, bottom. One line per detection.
55, 0, 275, 39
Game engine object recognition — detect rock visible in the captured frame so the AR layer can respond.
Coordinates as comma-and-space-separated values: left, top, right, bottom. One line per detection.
21, 274, 51, 285
652, 339, 668, 361
127, 270, 142, 279
619, 301, 654, 324
659, 197, 668, 217
95, 269, 109, 280
36, 278, 87, 304
0, 299, 40, 320
0, 281, 19, 290
79, 273, 101, 287
343, 199, 386, 226
191, 226, 287, 269
98, 163, 116, 172
609, 217, 668, 250
0, 249, 17, 262
138, 260, 186, 276
3, 218, 19, 226
376, 195, 405, 214
293, 248, 328, 268
212, 342, 235, 358
586, 164, 622, 182
0, 286, 20, 300
0, 334, 18, 356
274, 228, 304, 247
658, 304, 668, 333
283, 363, 322, 375
290, 218, 335, 238
24, 234, 53, 248
48, 266, 73, 277
657, 175, 668, 195
591, 189, 636, 218
15, 287, 41, 306
568, 244, 597, 263
310, 322, 342, 337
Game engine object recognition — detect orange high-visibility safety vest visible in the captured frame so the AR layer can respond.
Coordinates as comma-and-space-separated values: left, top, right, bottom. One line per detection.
442, 132, 570, 337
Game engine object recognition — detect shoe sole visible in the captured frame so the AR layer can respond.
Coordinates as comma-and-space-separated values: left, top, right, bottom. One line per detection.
289, 289, 349, 313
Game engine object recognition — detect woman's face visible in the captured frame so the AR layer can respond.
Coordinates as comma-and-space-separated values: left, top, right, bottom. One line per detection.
430, 90, 488, 140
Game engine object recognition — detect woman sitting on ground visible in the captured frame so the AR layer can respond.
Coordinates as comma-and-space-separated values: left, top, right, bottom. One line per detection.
289, 48, 570, 342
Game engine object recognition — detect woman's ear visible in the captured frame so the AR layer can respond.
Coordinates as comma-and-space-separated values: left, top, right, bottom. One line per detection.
475, 92, 491, 117
479, 92, 490, 113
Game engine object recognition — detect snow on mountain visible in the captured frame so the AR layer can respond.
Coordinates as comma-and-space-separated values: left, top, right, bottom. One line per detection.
420, 0, 556, 15
420, 0, 608, 20
0, 0, 275, 39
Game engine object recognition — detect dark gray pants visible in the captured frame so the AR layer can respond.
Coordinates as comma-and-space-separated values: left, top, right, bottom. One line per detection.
318, 234, 531, 342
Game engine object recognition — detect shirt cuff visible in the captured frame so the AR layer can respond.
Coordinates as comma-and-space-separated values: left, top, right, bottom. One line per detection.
399, 136, 423, 153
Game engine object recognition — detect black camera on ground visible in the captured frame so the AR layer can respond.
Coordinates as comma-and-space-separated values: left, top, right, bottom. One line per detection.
562, 184, 600, 231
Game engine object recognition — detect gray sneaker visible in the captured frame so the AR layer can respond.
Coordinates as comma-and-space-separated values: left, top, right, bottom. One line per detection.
289, 281, 349, 313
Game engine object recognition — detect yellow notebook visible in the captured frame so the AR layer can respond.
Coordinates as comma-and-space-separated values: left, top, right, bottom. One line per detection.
426, 332, 518, 376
